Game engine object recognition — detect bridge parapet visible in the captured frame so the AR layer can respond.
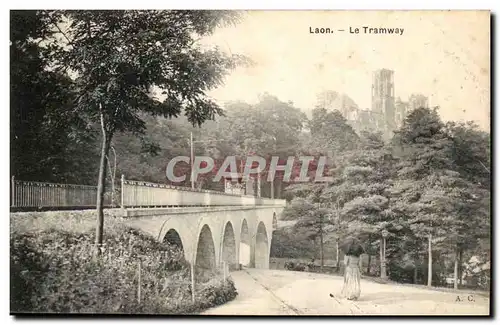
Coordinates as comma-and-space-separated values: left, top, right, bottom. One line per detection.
122, 177, 286, 208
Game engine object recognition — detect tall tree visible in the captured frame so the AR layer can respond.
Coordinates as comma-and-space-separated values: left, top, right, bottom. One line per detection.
321, 131, 396, 279
391, 107, 462, 287
282, 196, 335, 270
444, 121, 490, 288
10, 10, 98, 184
282, 106, 363, 269
199, 94, 307, 195
47, 10, 249, 251
306, 107, 360, 156
111, 114, 193, 184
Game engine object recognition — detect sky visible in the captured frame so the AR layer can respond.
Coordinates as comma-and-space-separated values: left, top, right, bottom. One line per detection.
204, 11, 490, 130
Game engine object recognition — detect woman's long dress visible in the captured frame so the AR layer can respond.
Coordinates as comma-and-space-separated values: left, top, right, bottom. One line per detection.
341, 255, 361, 300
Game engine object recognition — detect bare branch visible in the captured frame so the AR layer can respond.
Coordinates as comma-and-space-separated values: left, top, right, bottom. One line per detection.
477, 159, 490, 174
50, 17, 72, 46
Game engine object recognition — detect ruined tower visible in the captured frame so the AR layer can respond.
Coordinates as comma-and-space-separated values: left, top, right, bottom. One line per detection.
408, 93, 429, 112
371, 69, 395, 139
395, 97, 408, 128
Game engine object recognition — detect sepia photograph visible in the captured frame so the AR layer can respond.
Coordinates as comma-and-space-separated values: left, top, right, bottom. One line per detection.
9, 8, 491, 316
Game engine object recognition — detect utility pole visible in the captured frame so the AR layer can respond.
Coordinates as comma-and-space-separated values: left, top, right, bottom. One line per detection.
257, 166, 261, 198
189, 134, 229, 191
190, 132, 194, 189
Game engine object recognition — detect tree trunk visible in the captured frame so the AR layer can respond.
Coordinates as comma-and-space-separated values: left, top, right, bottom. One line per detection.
95, 109, 112, 256
384, 236, 387, 276
367, 254, 371, 275
413, 248, 419, 284
319, 218, 324, 272
336, 240, 340, 270
454, 246, 459, 289
106, 146, 116, 207
380, 236, 387, 279
96, 135, 110, 253
427, 234, 432, 287
458, 248, 463, 286
379, 239, 383, 278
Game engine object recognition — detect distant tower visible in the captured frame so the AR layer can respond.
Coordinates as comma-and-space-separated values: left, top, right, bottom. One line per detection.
395, 97, 408, 128
408, 93, 429, 112
371, 69, 395, 138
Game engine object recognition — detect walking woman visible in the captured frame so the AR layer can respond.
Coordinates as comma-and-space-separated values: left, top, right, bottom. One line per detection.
340, 236, 364, 301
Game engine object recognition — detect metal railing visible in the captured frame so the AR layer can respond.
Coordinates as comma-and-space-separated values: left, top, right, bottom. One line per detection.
10, 176, 113, 209
10, 175, 287, 209
121, 175, 287, 208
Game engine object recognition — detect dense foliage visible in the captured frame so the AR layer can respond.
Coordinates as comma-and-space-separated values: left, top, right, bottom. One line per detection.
10, 11, 99, 183
278, 107, 490, 290
11, 10, 490, 295
10, 9, 250, 249
11, 225, 237, 314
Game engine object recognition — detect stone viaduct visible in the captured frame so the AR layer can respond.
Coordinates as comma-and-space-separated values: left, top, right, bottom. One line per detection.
119, 178, 286, 276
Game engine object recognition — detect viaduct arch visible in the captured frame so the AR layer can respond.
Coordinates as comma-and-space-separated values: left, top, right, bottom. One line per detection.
124, 206, 283, 281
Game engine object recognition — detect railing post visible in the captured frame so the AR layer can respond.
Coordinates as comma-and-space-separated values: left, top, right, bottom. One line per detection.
11, 175, 15, 207
64, 184, 68, 207
257, 167, 261, 198
121, 174, 125, 209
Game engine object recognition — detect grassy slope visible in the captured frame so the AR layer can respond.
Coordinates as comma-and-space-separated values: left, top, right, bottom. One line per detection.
10, 210, 238, 314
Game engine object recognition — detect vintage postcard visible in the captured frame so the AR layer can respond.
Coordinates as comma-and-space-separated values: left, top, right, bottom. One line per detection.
10, 10, 490, 316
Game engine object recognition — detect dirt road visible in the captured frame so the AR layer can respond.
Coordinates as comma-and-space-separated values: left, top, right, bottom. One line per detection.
203, 269, 490, 316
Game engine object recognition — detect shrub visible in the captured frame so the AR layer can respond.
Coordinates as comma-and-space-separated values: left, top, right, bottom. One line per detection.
284, 261, 307, 272
10, 227, 237, 314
